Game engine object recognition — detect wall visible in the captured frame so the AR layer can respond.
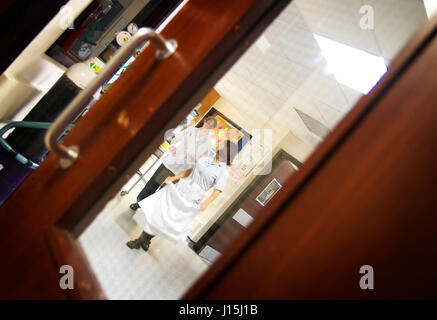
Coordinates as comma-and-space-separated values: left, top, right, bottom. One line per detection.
188, 96, 313, 242
214, 0, 428, 148
189, 0, 427, 244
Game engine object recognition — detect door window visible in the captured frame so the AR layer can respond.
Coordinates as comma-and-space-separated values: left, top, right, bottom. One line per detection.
72, 0, 430, 299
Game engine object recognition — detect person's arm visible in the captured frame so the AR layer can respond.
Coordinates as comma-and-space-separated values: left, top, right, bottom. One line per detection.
164, 168, 192, 184
199, 190, 221, 211
199, 167, 229, 211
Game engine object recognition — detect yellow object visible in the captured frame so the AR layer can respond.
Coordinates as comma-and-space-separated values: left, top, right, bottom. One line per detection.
162, 140, 170, 151
212, 115, 244, 148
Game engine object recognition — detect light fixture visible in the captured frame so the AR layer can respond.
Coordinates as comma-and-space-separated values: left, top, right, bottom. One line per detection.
314, 34, 388, 94
424, 0, 437, 19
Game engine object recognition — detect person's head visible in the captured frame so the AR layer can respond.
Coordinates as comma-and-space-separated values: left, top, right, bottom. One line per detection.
216, 140, 238, 166
202, 116, 217, 130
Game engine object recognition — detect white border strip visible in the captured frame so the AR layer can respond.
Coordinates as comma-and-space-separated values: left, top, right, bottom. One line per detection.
156, 0, 189, 33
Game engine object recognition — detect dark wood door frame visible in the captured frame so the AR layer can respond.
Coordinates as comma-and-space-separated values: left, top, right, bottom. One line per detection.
0, 0, 292, 299
0, 0, 435, 299
184, 15, 437, 299
190, 150, 300, 254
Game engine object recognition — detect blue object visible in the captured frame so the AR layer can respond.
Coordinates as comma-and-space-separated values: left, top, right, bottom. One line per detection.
0, 121, 74, 169
0, 121, 74, 206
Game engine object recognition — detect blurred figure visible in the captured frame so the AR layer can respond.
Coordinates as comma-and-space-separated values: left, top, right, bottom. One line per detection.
126, 140, 238, 251
129, 116, 217, 211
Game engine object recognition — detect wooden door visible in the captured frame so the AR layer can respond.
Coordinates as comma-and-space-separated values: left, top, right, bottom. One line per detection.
0, 0, 436, 300
184, 15, 437, 299
0, 0, 293, 299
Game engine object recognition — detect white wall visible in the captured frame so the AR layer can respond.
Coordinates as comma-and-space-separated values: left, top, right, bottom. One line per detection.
214, 0, 427, 148
188, 97, 313, 241
193, 0, 427, 242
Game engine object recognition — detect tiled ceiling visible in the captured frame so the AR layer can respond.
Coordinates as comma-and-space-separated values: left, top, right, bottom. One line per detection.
214, 0, 427, 148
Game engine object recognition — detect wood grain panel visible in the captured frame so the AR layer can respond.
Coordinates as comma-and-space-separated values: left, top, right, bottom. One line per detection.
183, 12, 437, 300
45, 227, 106, 299
186, 32, 437, 299
0, 0, 290, 299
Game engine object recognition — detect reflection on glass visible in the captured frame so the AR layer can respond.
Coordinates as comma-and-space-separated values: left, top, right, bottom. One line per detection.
424, 0, 437, 19
77, 0, 429, 299
314, 34, 388, 94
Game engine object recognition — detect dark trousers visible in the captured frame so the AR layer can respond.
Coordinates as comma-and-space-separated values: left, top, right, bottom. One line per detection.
136, 164, 174, 203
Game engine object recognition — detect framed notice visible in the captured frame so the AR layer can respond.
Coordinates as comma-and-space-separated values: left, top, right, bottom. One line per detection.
229, 141, 263, 179
255, 178, 282, 206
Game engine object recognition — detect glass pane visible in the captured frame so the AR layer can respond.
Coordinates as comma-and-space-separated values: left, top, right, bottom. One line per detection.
77, 0, 431, 299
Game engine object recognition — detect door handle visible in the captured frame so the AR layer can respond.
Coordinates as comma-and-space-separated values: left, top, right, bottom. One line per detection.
44, 28, 177, 168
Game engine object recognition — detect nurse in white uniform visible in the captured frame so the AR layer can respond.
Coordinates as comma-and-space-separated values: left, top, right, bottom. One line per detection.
126, 141, 237, 252
129, 116, 217, 211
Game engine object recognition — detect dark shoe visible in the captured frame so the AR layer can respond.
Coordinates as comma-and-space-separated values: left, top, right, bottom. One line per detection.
139, 232, 154, 252
126, 232, 154, 252
126, 239, 141, 249
130, 203, 140, 211
140, 239, 151, 252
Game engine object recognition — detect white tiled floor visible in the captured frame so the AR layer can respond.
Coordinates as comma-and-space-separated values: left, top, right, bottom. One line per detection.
78, 163, 208, 300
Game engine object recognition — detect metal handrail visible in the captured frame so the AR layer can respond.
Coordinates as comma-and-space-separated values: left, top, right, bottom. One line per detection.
44, 28, 177, 168
0, 121, 74, 169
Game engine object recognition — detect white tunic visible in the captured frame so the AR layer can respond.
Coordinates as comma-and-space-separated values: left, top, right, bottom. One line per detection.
134, 157, 229, 242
